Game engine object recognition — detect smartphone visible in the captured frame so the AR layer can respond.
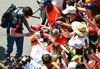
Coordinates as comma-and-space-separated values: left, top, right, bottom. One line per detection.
81, 55, 84, 63
85, 39, 87, 46
37, 1, 40, 4
80, 12, 84, 18
87, 47, 92, 55
58, 55, 62, 63
97, 45, 100, 52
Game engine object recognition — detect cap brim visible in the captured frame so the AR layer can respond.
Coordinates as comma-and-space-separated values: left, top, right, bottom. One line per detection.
39, 3, 46, 8
65, 1, 69, 4
65, 1, 71, 5
31, 41, 38, 46
84, 3, 90, 9
62, 10, 69, 15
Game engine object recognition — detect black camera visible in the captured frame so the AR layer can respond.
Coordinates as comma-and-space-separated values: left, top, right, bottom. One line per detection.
37, 0, 40, 4
58, 55, 62, 63
80, 12, 84, 18
86, 47, 92, 55
97, 45, 100, 52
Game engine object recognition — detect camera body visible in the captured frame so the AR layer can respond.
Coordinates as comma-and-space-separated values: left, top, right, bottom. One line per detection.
86, 47, 92, 55
58, 55, 62, 63
80, 12, 84, 18
37, 0, 40, 4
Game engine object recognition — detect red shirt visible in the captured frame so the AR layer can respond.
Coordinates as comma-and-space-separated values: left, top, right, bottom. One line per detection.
55, 34, 68, 47
46, 34, 68, 52
87, 22, 100, 35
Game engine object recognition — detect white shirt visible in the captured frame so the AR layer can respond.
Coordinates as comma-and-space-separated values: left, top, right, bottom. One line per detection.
75, 35, 89, 45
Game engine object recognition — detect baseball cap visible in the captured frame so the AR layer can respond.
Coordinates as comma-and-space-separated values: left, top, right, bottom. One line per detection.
30, 35, 38, 46
66, 0, 75, 6
67, 61, 82, 69
22, 7, 33, 16
62, 6, 76, 15
31, 24, 41, 31
68, 39, 83, 49
39, 0, 51, 8
84, 2, 97, 10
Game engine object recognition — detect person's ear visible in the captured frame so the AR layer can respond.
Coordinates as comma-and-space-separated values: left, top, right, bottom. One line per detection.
50, 60, 52, 63
42, 61, 44, 64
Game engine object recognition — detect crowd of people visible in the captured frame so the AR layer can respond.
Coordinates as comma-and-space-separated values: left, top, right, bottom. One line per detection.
1, 0, 100, 69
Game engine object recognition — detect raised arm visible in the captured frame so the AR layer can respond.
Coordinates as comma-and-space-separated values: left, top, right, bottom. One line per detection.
83, 15, 99, 32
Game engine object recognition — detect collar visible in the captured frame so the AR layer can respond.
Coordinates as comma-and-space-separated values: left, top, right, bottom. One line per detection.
18, 9, 23, 18
48, 64, 53, 69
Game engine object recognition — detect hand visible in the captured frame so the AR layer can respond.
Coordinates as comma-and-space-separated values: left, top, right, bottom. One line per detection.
82, 56, 87, 64
34, 35, 39, 40
87, 48, 94, 56
56, 59, 62, 67
25, 32, 33, 37
61, 50, 66, 59
43, 33, 48, 39
29, 29, 34, 34
77, 1, 84, 7
57, 21, 63, 25
41, 25, 46, 29
82, 14, 88, 21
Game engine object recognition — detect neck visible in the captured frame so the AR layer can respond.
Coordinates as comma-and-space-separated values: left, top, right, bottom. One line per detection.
45, 63, 52, 68
87, 13, 94, 19
78, 35, 85, 38
20, 10, 24, 17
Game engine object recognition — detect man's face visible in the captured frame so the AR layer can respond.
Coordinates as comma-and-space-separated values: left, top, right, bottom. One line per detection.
86, 9, 92, 15
66, 14, 75, 18
39, 5, 48, 10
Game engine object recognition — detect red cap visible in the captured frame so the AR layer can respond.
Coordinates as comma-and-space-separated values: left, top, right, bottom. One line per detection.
31, 24, 41, 31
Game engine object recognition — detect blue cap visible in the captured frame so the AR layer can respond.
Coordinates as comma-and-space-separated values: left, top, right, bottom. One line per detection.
84, 2, 97, 10
66, 0, 78, 6
39, 0, 51, 8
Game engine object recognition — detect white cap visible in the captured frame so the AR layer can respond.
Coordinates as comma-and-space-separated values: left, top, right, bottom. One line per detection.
66, 61, 82, 69
62, 6, 76, 15
68, 39, 83, 49
67, 62, 78, 69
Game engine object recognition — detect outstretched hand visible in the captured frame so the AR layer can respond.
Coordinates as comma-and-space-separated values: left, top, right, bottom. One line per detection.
57, 21, 63, 25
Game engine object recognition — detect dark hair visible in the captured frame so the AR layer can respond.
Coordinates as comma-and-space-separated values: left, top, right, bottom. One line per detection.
91, 8, 97, 17
46, 3, 53, 13
22, 7, 33, 16
55, 16, 66, 23
76, 48, 83, 55
94, 14, 100, 24
42, 54, 51, 64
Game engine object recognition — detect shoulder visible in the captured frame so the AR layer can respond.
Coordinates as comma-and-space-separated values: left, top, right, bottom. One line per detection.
51, 62, 58, 68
